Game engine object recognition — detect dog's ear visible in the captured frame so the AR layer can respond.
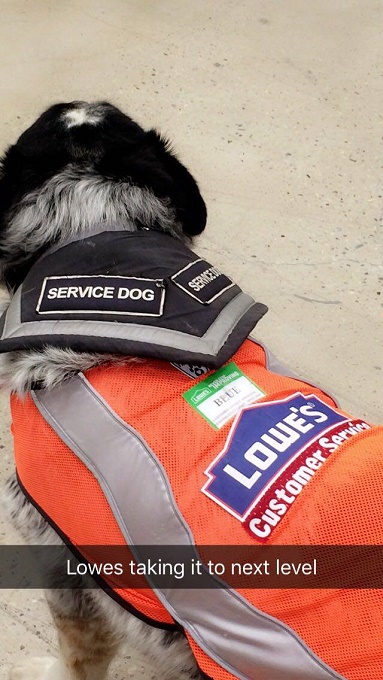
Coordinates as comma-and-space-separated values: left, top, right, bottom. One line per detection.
143, 131, 207, 237
0, 146, 32, 228
0, 141, 67, 218
96, 128, 207, 237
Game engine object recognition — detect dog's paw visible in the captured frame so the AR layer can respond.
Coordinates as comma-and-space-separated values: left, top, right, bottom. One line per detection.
9, 657, 57, 680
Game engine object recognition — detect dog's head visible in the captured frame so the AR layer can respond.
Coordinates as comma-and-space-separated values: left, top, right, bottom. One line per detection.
0, 101, 207, 289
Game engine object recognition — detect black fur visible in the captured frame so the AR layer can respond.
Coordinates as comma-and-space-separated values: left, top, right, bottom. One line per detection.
0, 101, 207, 289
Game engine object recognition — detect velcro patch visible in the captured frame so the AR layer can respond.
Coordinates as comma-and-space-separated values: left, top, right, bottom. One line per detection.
36, 276, 165, 317
171, 362, 210, 379
171, 259, 234, 304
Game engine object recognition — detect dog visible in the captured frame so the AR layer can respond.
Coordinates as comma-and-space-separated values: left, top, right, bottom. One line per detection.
1, 102, 382, 680
0, 101, 208, 680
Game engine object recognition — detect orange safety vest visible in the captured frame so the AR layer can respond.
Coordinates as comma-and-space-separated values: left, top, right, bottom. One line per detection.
11, 339, 383, 680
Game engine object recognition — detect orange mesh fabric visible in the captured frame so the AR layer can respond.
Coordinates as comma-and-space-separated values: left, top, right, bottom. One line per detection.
11, 395, 173, 626
11, 339, 383, 679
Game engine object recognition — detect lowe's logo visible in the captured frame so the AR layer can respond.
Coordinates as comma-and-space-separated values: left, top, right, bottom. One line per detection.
202, 393, 347, 520
191, 388, 211, 404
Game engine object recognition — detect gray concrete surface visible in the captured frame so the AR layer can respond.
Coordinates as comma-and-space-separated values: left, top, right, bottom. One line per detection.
0, 0, 382, 677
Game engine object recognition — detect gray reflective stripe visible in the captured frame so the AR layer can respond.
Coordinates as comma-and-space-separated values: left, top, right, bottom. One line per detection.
2, 289, 256, 358
249, 337, 340, 408
2, 286, 22, 340
32, 376, 344, 680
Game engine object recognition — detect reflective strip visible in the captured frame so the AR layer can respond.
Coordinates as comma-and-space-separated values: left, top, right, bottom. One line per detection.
32, 376, 344, 680
249, 337, 340, 407
1, 287, 260, 359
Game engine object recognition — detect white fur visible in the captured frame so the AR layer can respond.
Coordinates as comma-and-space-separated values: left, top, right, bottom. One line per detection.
64, 105, 104, 129
2, 167, 181, 262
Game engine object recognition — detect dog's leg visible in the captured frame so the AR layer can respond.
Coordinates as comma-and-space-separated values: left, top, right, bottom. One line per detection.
52, 612, 120, 680
9, 590, 121, 680
9, 618, 119, 680
50, 588, 121, 680
9, 621, 119, 680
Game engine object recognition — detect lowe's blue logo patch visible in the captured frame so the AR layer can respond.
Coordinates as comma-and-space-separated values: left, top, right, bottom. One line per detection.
202, 393, 347, 520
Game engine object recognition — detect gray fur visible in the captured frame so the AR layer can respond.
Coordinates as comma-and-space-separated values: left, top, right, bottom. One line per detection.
2, 166, 181, 263
0, 347, 144, 396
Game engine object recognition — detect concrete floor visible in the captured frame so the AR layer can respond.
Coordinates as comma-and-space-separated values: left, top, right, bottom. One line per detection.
0, 0, 382, 677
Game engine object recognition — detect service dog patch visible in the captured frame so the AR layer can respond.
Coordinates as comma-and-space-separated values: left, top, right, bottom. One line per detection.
202, 393, 370, 541
36, 276, 166, 317
171, 259, 234, 304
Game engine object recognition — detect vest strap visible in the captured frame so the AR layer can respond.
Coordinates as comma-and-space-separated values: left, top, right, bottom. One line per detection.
32, 375, 344, 680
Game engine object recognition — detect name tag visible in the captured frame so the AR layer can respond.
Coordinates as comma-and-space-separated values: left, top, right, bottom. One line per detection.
184, 362, 265, 428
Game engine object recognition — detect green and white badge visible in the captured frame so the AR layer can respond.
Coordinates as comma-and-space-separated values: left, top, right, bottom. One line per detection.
183, 362, 265, 429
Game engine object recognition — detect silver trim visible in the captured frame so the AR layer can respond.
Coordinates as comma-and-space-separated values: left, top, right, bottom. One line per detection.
32, 376, 344, 680
1, 290, 257, 359
250, 338, 340, 408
